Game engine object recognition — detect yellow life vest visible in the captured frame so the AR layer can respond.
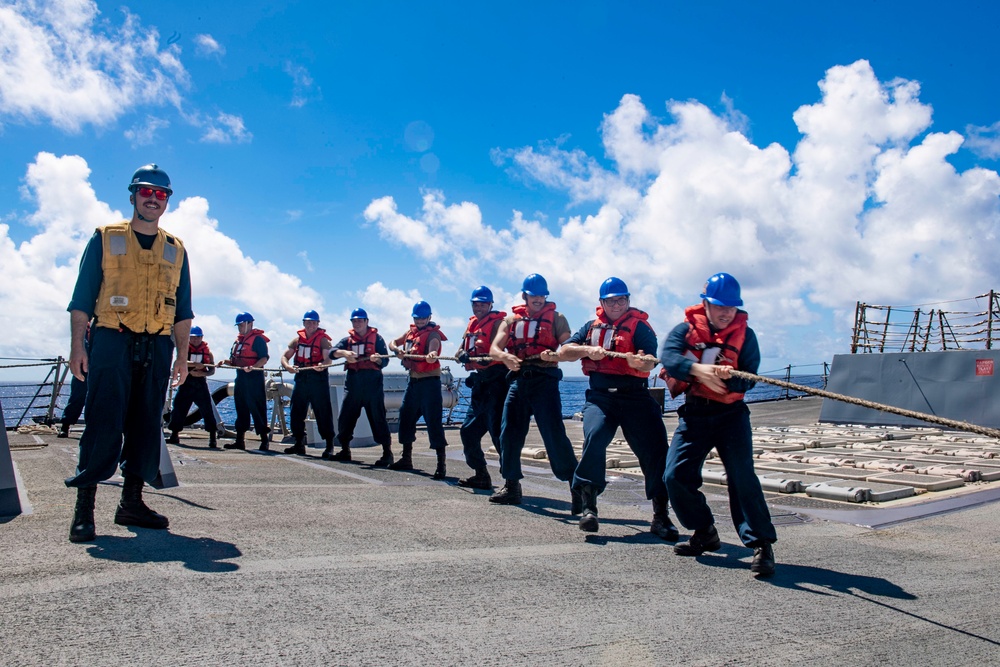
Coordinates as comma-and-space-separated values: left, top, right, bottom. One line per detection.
94, 221, 185, 335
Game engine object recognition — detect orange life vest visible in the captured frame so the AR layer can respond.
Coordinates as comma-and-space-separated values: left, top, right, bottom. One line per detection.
403, 323, 447, 374
506, 302, 559, 359
188, 340, 214, 366
664, 304, 748, 404
345, 328, 382, 372
294, 328, 331, 367
462, 311, 506, 370
580, 307, 652, 379
230, 329, 269, 368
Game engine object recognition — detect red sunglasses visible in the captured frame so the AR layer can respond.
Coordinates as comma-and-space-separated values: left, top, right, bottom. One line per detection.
137, 186, 169, 200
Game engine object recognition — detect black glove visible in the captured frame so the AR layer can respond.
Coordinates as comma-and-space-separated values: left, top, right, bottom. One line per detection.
456, 350, 471, 364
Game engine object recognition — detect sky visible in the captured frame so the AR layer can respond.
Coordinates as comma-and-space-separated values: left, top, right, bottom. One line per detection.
1, 0, 999, 379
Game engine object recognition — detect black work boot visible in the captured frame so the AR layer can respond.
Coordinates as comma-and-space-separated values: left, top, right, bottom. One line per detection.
432, 449, 447, 480
165, 430, 180, 445
570, 483, 584, 516
208, 431, 218, 449
69, 485, 97, 543
114, 474, 169, 530
650, 495, 680, 541
578, 484, 599, 532
58, 424, 71, 438
224, 433, 246, 450
321, 440, 335, 460
674, 524, 722, 556
259, 432, 270, 452
284, 435, 306, 455
750, 543, 776, 577
489, 480, 522, 505
458, 467, 493, 490
331, 440, 352, 462
372, 447, 394, 467
388, 445, 413, 471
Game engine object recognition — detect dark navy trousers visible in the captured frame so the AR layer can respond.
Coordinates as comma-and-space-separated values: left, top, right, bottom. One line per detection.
337, 370, 391, 448
398, 375, 448, 450
168, 375, 218, 433
460, 365, 508, 471
664, 399, 777, 547
65, 327, 173, 488
233, 370, 268, 436
498, 369, 577, 482
290, 369, 335, 440
61, 372, 88, 428
573, 387, 669, 500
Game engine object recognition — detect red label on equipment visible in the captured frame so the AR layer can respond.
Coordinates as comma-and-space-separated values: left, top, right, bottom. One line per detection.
976, 359, 994, 376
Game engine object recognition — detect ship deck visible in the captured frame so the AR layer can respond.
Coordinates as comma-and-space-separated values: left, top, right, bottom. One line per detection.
2, 396, 999, 665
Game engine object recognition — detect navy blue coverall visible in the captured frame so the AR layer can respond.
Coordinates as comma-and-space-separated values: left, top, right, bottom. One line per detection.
460, 363, 508, 471
233, 336, 269, 437
334, 334, 392, 448
660, 320, 777, 548
569, 319, 669, 500
290, 368, 335, 442
168, 374, 218, 435
498, 366, 578, 483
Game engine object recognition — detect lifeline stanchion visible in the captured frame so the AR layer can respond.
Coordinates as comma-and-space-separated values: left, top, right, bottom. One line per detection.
727, 369, 1000, 440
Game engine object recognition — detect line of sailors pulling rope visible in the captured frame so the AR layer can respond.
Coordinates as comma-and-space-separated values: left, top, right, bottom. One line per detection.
158, 271, 779, 577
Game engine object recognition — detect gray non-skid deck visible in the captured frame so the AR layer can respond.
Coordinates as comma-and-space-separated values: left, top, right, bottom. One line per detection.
2, 396, 1000, 665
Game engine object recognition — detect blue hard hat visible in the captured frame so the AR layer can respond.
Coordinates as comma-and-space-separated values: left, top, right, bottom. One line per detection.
599, 277, 630, 299
350, 308, 369, 320
234, 312, 254, 325
701, 273, 743, 307
470, 285, 494, 303
190, 326, 203, 337
411, 300, 432, 318
521, 273, 549, 297
128, 163, 172, 196
302, 310, 320, 321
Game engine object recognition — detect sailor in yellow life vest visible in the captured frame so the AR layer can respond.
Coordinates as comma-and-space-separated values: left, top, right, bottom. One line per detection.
65, 163, 193, 544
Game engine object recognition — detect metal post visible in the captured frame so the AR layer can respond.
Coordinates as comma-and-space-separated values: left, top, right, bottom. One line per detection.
879, 306, 891, 353
988, 290, 996, 350
851, 302, 862, 353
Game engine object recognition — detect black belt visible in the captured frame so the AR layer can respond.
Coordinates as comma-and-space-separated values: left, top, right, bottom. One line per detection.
596, 385, 646, 394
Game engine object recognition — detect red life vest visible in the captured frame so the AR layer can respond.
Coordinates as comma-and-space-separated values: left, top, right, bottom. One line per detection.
506, 302, 559, 359
294, 328, 331, 367
664, 304, 748, 404
346, 327, 382, 371
462, 311, 506, 370
403, 323, 447, 374
188, 340, 214, 366
230, 329, 269, 368
580, 307, 652, 379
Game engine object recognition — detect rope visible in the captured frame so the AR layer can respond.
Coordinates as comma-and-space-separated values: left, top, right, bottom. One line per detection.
373, 353, 493, 363
205, 361, 345, 374
728, 369, 1000, 439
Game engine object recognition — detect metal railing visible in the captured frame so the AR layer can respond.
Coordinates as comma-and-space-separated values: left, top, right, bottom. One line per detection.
851, 290, 1000, 353
0, 356, 70, 428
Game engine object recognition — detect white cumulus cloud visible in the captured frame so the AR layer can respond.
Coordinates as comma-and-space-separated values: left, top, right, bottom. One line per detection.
0, 0, 187, 131
367, 60, 1000, 363
0, 153, 321, 360
194, 33, 224, 57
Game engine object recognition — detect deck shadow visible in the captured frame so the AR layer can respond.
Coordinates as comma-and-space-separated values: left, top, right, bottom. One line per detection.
85, 530, 242, 573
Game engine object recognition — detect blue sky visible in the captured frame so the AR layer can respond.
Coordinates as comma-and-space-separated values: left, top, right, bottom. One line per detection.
2, 0, 999, 378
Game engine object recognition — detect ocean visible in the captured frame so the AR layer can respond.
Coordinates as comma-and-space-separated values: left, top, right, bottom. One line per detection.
1, 371, 828, 429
